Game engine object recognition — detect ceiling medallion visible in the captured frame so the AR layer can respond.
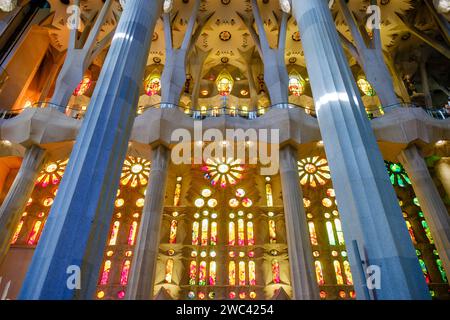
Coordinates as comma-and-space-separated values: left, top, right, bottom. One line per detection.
292, 31, 301, 42
289, 57, 297, 64
219, 31, 232, 42
153, 57, 161, 64
152, 32, 158, 42
221, 0, 231, 5
221, 57, 229, 64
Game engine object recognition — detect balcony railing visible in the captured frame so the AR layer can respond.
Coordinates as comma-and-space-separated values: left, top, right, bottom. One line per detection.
137, 102, 317, 120
0, 101, 448, 122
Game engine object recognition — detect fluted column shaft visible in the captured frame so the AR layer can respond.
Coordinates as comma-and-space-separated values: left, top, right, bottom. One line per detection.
398, 145, 450, 278
435, 157, 450, 199
19, 0, 164, 300
0, 145, 46, 265
126, 145, 170, 300
292, 0, 429, 299
279, 146, 319, 300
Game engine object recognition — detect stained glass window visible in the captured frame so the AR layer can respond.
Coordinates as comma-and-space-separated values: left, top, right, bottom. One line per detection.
27, 221, 42, 245
298, 157, 331, 187
405, 221, 416, 244
419, 258, 431, 284
209, 261, 217, 285
357, 76, 376, 96
239, 261, 246, 286
436, 259, 448, 283
144, 74, 161, 96
192, 221, 199, 245
334, 219, 345, 245
326, 221, 336, 246
288, 71, 306, 96
202, 158, 244, 188
315, 261, 325, 285
247, 221, 255, 245
109, 221, 120, 246
165, 259, 174, 283
421, 220, 434, 244
269, 220, 277, 244
199, 261, 207, 285
201, 219, 209, 246
73, 76, 92, 96
211, 222, 218, 245
120, 260, 131, 285
121, 157, 151, 187
385, 161, 411, 188
229, 261, 236, 285
10, 218, 24, 244
308, 222, 318, 246
343, 261, 353, 285
189, 261, 197, 285
169, 220, 178, 244
128, 221, 138, 245
100, 260, 112, 285
173, 177, 182, 206
36, 159, 68, 187
228, 221, 235, 245
265, 182, 273, 207
272, 260, 281, 284
249, 261, 256, 285
237, 219, 245, 246
333, 260, 344, 285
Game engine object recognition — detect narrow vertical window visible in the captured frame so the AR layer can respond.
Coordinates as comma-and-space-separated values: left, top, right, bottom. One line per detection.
228, 221, 235, 245
343, 261, 353, 285
237, 219, 245, 246
315, 261, 325, 285
169, 220, 178, 244
189, 261, 197, 285
210, 222, 217, 246
247, 221, 254, 245
326, 221, 336, 246
229, 261, 236, 285
120, 260, 131, 285
201, 219, 209, 246
239, 261, 246, 285
173, 177, 182, 206
192, 221, 199, 245
418, 259, 431, 284
199, 261, 207, 285
405, 221, 416, 244
308, 222, 318, 246
333, 260, 344, 285
334, 219, 345, 245
100, 260, 112, 285
27, 221, 42, 245
11, 219, 24, 244
109, 221, 120, 246
421, 220, 434, 244
272, 260, 280, 284
265, 183, 273, 207
128, 221, 138, 245
269, 220, 277, 243
249, 261, 256, 285
209, 261, 217, 285
165, 259, 174, 283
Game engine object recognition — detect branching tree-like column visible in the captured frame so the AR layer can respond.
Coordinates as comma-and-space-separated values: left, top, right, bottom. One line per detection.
292, 0, 430, 300
189, 46, 212, 108
337, 0, 399, 107
0, 145, 47, 266
160, 0, 212, 106
51, 0, 116, 112
435, 157, 450, 199
398, 145, 450, 278
237, 0, 289, 106
425, 0, 450, 44
19, 0, 164, 300
238, 47, 259, 109
279, 146, 319, 300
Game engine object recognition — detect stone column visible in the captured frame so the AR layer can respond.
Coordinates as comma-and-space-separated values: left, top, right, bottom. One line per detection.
0, 145, 46, 265
279, 146, 319, 300
435, 157, 450, 199
292, 0, 430, 299
19, 0, 164, 300
126, 145, 170, 300
398, 145, 450, 278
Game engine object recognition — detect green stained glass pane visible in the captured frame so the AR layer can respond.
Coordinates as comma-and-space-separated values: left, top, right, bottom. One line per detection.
421, 220, 434, 244
413, 197, 420, 207
389, 175, 395, 185
418, 211, 424, 218
390, 163, 402, 173
398, 176, 405, 187
404, 175, 412, 185
436, 259, 448, 283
